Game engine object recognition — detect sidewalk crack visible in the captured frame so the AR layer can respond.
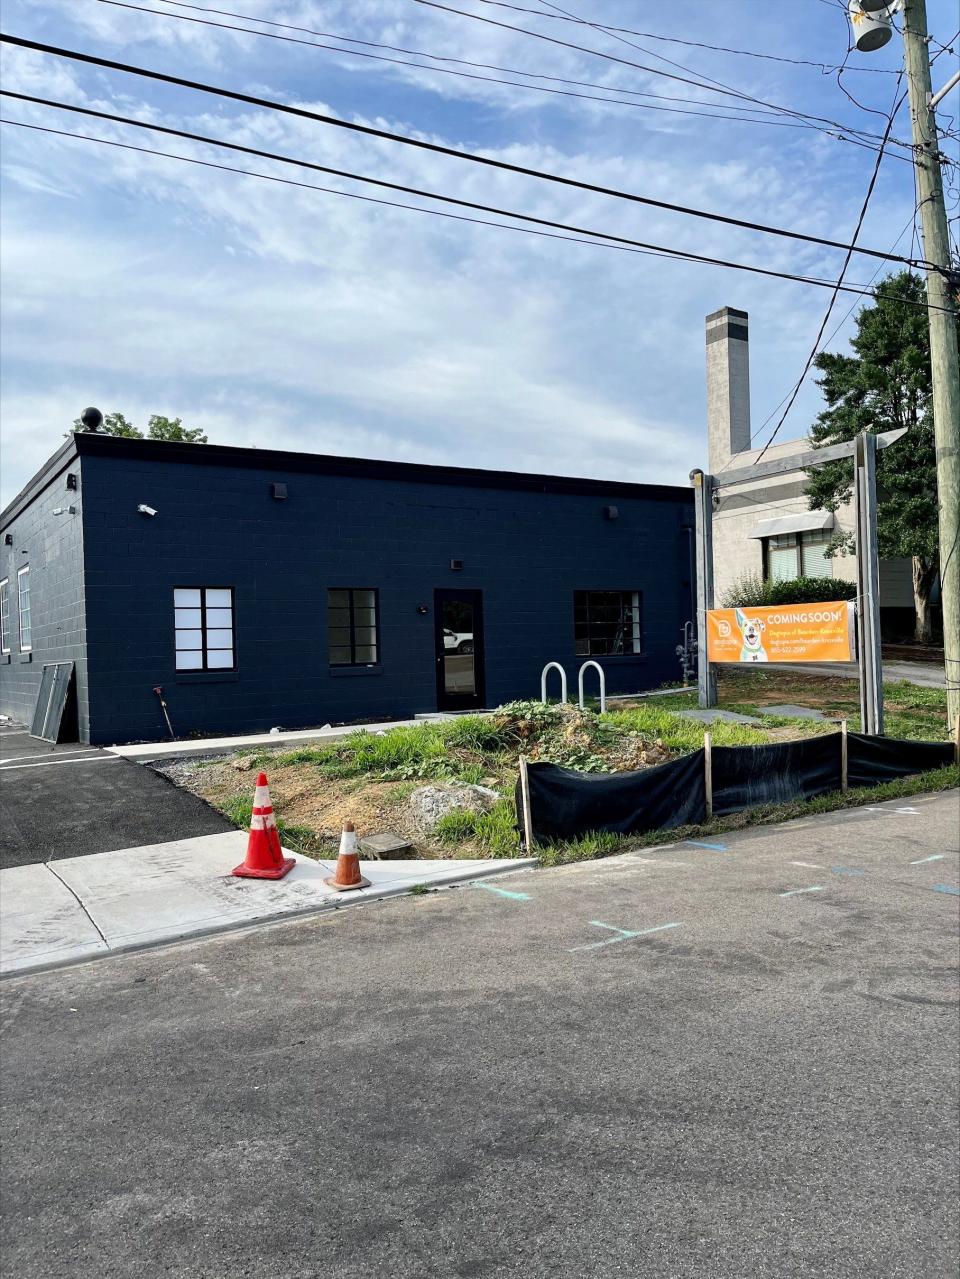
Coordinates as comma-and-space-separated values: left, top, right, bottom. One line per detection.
45, 862, 109, 948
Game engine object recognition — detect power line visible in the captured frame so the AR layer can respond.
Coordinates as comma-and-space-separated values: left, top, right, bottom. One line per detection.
752, 80, 906, 468
94, 0, 868, 136
0, 34, 937, 272
6, 93, 939, 304
748, 208, 919, 453
412, 0, 917, 151
0, 115, 731, 266
471, 0, 900, 73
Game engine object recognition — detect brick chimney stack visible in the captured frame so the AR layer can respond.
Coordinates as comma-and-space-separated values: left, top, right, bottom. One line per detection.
705, 307, 751, 472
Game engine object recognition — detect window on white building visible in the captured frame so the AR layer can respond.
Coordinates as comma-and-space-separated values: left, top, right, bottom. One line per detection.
174, 587, 235, 670
764, 530, 834, 582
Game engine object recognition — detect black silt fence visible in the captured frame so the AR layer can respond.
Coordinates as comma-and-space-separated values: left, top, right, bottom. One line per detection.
519, 732, 955, 846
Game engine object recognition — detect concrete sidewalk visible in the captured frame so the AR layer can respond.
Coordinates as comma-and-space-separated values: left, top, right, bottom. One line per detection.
0, 832, 535, 978
107, 715, 454, 762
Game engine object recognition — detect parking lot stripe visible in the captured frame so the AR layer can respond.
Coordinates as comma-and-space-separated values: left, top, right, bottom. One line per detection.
685, 840, 728, 852
780, 885, 826, 898
569, 921, 681, 952
0, 756, 121, 772
910, 854, 945, 865
0, 750, 102, 766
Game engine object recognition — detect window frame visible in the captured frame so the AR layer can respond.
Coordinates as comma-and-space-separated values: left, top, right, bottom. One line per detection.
0, 578, 9, 654
763, 531, 834, 582
327, 587, 381, 667
17, 566, 31, 653
173, 585, 236, 672
573, 589, 644, 658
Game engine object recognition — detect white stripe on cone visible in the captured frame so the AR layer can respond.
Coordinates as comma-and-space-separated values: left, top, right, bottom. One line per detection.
339, 829, 358, 856
253, 784, 271, 808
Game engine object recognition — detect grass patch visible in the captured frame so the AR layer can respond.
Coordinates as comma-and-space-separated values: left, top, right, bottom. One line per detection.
435, 799, 523, 858
600, 704, 770, 751
536, 764, 959, 867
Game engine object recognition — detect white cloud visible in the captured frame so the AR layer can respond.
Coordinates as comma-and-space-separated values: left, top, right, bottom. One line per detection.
1, 0, 944, 507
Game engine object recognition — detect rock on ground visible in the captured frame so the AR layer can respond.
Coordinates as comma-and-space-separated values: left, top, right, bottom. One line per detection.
409, 783, 501, 834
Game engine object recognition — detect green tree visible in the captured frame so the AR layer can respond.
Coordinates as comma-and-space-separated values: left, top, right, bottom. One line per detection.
805, 270, 952, 644
146, 415, 208, 444
69, 412, 208, 444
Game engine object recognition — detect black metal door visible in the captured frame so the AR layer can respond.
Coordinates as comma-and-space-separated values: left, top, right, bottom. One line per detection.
434, 589, 485, 711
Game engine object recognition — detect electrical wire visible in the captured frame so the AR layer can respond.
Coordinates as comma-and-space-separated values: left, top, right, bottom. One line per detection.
412, 0, 918, 152
472, 0, 899, 73
92, 0, 869, 136
747, 208, 919, 456
5, 98, 942, 305
0, 35, 938, 273
752, 80, 908, 468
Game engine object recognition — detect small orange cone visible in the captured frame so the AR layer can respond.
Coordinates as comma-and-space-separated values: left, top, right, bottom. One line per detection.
232, 772, 296, 880
324, 821, 370, 892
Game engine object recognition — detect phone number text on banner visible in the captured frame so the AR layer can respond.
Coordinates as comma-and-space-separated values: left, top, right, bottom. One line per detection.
706, 601, 856, 664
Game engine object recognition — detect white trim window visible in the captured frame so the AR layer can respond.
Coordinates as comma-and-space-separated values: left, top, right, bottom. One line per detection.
174, 587, 235, 671
0, 578, 10, 654
17, 566, 31, 652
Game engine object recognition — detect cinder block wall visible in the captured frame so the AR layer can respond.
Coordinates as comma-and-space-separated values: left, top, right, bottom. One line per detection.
77, 442, 695, 744
0, 450, 89, 738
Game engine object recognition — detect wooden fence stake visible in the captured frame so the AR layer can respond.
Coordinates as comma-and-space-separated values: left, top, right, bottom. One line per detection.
518, 755, 536, 853
704, 731, 713, 821
841, 719, 849, 793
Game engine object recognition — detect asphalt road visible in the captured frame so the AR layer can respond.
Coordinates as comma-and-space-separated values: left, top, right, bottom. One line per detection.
1, 791, 958, 1279
0, 729, 231, 869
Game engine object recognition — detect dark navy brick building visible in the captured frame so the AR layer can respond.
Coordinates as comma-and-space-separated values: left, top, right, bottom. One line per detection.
0, 430, 695, 745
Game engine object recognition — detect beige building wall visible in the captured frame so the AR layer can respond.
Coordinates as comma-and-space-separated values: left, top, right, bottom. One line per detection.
705, 307, 912, 610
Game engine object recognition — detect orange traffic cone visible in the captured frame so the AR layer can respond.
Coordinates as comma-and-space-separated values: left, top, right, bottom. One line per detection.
324, 821, 370, 892
232, 772, 296, 880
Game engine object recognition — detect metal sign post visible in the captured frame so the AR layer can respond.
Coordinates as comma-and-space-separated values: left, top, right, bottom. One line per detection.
691, 468, 717, 709
692, 426, 905, 730
853, 431, 885, 735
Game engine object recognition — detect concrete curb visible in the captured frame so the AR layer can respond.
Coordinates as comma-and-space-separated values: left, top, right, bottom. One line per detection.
1, 853, 538, 981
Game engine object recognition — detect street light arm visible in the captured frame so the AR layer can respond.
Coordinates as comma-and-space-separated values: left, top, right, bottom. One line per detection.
929, 69, 960, 111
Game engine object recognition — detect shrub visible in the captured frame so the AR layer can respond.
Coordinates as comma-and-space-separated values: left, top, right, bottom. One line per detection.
720, 572, 857, 608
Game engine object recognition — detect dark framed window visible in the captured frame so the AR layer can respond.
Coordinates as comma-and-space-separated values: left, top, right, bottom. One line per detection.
764, 530, 833, 583
574, 590, 643, 656
328, 588, 379, 666
174, 587, 235, 671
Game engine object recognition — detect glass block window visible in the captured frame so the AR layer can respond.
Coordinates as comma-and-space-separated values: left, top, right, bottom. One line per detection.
574, 590, 643, 656
327, 588, 379, 666
174, 587, 235, 671
0, 579, 9, 654
17, 566, 31, 652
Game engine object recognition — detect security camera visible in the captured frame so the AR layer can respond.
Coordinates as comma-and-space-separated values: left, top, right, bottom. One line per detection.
137, 504, 158, 517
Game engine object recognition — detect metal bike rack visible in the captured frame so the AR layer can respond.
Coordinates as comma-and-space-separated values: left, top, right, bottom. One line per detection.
577, 660, 606, 713
540, 661, 568, 704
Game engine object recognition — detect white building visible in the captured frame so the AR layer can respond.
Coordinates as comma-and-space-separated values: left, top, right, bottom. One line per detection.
705, 306, 916, 634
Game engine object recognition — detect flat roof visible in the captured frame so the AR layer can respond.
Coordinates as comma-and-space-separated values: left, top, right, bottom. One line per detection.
1, 431, 691, 527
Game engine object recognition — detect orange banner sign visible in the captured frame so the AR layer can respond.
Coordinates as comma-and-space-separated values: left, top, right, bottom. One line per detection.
706, 602, 856, 664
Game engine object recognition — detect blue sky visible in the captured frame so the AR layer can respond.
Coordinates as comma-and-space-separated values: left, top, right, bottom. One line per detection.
1, 0, 957, 506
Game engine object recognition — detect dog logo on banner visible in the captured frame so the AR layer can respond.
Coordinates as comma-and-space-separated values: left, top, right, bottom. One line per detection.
735, 608, 769, 663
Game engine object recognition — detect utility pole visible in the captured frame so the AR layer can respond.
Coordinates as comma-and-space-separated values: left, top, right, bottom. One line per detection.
900, 0, 960, 726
